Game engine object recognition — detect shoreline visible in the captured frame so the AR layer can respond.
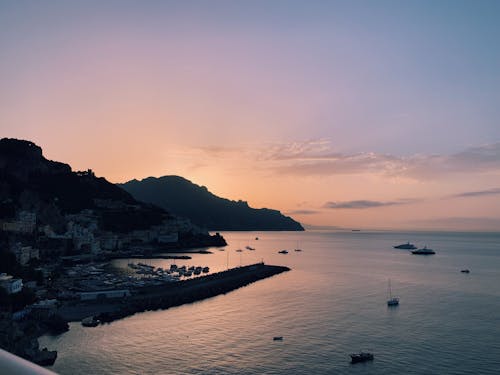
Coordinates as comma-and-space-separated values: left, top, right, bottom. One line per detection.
58, 263, 290, 323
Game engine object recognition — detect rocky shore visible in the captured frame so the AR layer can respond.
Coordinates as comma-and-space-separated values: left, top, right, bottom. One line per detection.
0, 314, 67, 366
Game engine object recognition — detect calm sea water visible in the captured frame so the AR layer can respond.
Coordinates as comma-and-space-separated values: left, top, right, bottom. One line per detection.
40, 231, 500, 374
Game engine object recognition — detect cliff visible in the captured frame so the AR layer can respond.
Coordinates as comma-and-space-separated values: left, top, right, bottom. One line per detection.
119, 176, 304, 231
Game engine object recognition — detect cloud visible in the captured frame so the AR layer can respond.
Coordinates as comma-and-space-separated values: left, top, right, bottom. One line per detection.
173, 140, 500, 182
263, 140, 500, 180
285, 209, 320, 215
324, 199, 417, 209
451, 187, 500, 198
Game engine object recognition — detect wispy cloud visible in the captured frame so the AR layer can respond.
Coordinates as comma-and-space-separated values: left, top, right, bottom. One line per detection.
262, 140, 500, 180
285, 209, 320, 215
451, 187, 500, 198
174, 140, 500, 181
324, 199, 417, 209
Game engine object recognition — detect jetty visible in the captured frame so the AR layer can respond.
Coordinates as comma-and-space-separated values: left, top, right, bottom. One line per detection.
59, 263, 290, 323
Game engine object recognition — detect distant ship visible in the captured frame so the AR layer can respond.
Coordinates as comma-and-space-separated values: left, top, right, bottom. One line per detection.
393, 242, 417, 250
278, 250, 289, 254
411, 246, 435, 255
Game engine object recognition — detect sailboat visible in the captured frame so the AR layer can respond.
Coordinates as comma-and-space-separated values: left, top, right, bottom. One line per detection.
294, 241, 302, 252
387, 279, 399, 306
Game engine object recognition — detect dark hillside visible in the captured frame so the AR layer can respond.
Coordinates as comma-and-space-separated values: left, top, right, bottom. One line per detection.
120, 176, 304, 231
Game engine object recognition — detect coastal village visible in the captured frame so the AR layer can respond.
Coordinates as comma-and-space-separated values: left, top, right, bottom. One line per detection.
0, 203, 227, 366
0, 138, 289, 367
0, 139, 230, 365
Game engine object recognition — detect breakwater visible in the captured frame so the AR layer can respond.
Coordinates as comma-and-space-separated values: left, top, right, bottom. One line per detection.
63, 263, 290, 323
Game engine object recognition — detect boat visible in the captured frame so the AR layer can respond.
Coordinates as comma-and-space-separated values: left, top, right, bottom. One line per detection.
278, 250, 288, 254
81, 316, 100, 327
350, 352, 374, 363
294, 241, 302, 252
393, 242, 417, 250
245, 246, 255, 250
236, 249, 243, 252
461, 269, 470, 273
411, 246, 435, 255
387, 279, 399, 306
273, 336, 283, 341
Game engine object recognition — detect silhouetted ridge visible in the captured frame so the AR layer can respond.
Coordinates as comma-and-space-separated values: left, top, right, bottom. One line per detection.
0, 138, 135, 214
119, 176, 304, 231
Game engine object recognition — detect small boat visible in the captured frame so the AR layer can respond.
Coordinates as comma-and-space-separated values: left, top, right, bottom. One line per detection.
236, 249, 243, 252
350, 352, 374, 363
411, 246, 435, 255
273, 336, 283, 341
387, 279, 399, 306
294, 241, 302, 252
255, 237, 259, 240
278, 250, 288, 254
393, 242, 417, 250
81, 316, 100, 327
461, 269, 470, 273
245, 246, 255, 250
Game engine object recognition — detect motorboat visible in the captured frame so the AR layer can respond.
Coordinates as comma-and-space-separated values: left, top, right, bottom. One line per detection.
278, 250, 288, 254
273, 336, 283, 341
411, 246, 435, 255
81, 316, 100, 327
350, 352, 374, 363
393, 242, 417, 250
461, 269, 470, 273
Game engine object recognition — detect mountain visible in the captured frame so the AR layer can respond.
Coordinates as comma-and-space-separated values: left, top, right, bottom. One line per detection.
0, 138, 225, 247
0, 138, 164, 231
119, 176, 304, 231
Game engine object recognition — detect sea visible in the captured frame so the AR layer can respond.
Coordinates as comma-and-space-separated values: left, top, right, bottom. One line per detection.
40, 230, 500, 375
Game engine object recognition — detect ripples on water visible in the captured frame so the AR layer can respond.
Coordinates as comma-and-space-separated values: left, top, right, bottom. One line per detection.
40, 231, 500, 374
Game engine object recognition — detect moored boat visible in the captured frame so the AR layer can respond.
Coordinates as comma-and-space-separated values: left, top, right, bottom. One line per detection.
278, 250, 288, 254
350, 352, 374, 363
393, 242, 417, 249
81, 316, 100, 327
387, 279, 399, 306
411, 246, 435, 255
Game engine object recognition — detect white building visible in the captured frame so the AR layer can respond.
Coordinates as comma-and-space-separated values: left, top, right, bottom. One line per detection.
0, 273, 23, 294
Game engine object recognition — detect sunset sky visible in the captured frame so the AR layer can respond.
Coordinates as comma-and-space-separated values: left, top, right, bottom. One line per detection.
2, 1, 500, 230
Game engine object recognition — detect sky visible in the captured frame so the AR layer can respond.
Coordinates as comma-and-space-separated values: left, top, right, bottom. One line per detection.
1, 0, 500, 231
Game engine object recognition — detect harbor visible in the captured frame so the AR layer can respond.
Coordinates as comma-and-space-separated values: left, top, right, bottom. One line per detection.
58, 263, 290, 323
